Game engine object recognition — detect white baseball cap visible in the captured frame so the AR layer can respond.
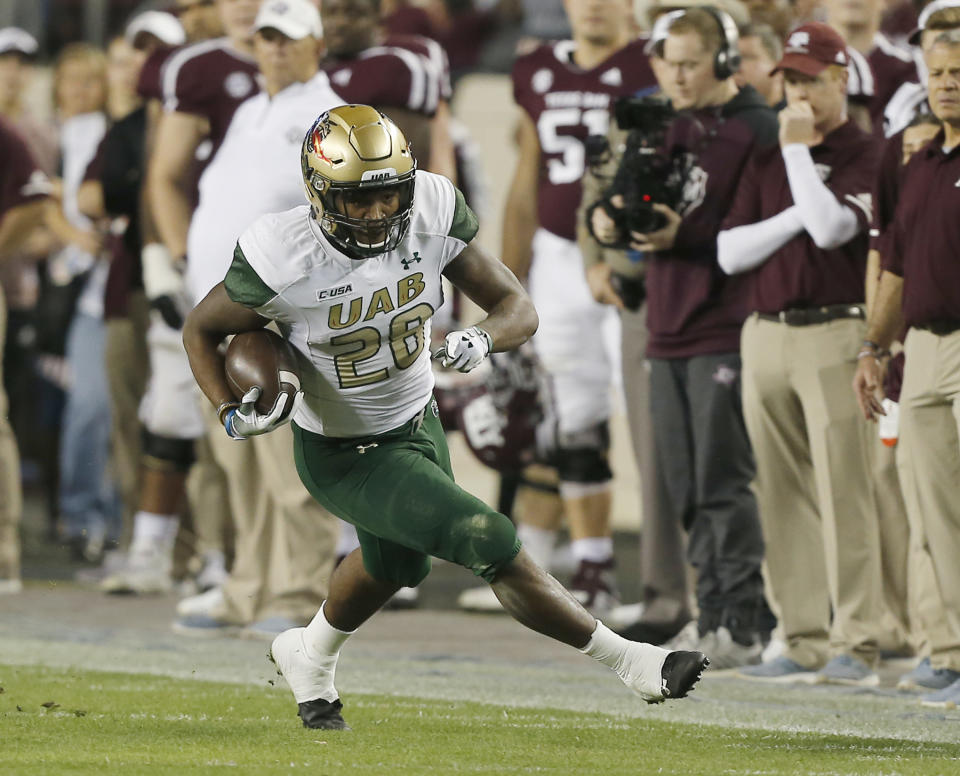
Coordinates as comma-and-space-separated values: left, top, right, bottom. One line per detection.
0, 27, 39, 58
908, 0, 960, 46
644, 10, 684, 55
125, 11, 186, 47
254, 0, 323, 40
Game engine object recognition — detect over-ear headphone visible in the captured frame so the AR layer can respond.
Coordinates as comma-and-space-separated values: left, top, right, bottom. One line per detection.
700, 5, 741, 80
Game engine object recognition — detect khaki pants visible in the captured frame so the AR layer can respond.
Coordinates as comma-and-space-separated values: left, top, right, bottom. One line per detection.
0, 287, 22, 580
741, 315, 883, 667
206, 410, 338, 624
897, 327, 960, 671
620, 303, 688, 615
104, 292, 150, 546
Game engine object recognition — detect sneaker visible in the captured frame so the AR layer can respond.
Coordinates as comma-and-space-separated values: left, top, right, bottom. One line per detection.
457, 585, 504, 613
761, 636, 786, 664
0, 578, 23, 595
920, 677, 960, 709
814, 655, 880, 687
269, 627, 349, 730
195, 550, 228, 592
617, 612, 694, 647
384, 586, 419, 610
606, 602, 645, 630
738, 656, 819, 683
176, 586, 225, 618
570, 558, 620, 617
898, 658, 960, 692
241, 616, 303, 640
700, 626, 762, 670
662, 620, 700, 652
171, 613, 241, 638
618, 641, 709, 704
100, 545, 173, 594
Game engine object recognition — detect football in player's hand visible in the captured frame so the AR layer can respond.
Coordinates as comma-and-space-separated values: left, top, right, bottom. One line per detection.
225, 330, 301, 418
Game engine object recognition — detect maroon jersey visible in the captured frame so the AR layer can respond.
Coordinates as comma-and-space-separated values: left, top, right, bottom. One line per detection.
846, 34, 918, 134
512, 38, 657, 241
0, 116, 49, 218
323, 34, 451, 117
160, 38, 259, 154
723, 120, 881, 314
136, 45, 175, 102
884, 132, 960, 327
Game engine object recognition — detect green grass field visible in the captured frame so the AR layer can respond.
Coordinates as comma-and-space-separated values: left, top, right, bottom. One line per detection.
3, 664, 959, 776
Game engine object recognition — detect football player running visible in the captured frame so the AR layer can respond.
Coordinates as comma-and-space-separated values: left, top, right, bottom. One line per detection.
183, 105, 708, 730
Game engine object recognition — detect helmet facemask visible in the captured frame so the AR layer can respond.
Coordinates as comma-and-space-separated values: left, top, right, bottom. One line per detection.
307, 167, 415, 258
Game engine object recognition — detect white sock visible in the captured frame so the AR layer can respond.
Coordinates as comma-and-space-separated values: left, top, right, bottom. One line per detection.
335, 520, 361, 558
516, 524, 557, 569
580, 621, 669, 701
131, 511, 178, 551
299, 602, 355, 703
571, 536, 613, 563
578, 620, 629, 672
304, 601, 355, 660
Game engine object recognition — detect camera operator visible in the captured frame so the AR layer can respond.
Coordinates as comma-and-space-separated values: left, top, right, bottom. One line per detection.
718, 23, 885, 686
589, 6, 774, 666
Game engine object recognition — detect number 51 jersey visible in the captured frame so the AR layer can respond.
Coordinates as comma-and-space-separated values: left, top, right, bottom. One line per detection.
224, 170, 479, 438
512, 38, 656, 242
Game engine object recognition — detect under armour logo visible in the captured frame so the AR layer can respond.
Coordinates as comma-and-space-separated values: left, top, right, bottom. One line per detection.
401, 251, 421, 270
955, 177, 960, 187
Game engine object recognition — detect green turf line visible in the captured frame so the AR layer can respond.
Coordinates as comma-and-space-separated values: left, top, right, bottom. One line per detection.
2, 664, 958, 776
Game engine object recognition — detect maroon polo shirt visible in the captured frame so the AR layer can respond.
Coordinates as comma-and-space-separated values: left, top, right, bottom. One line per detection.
323, 34, 452, 118
512, 38, 656, 242
160, 38, 259, 155
884, 131, 960, 327
870, 129, 904, 254
0, 116, 48, 218
722, 120, 880, 315
645, 87, 778, 359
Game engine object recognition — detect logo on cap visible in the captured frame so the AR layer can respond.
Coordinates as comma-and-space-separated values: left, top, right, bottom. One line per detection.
786, 31, 810, 52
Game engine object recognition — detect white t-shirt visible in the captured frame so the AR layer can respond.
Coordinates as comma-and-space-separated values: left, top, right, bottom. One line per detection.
185, 71, 343, 305
224, 171, 479, 437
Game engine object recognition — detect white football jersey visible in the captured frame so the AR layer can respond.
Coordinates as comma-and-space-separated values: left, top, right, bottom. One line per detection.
225, 171, 478, 437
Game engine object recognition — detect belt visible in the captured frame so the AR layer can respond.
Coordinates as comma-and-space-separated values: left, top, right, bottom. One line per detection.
757, 304, 866, 327
915, 319, 960, 336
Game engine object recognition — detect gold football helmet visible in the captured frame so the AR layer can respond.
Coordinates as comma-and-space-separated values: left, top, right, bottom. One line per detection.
301, 104, 416, 257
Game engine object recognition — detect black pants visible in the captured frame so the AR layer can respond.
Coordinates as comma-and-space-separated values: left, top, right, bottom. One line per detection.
649, 353, 764, 636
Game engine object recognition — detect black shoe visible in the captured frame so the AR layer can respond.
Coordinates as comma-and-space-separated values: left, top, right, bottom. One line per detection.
617, 613, 689, 646
661, 650, 709, 700
297, 697, 350, 730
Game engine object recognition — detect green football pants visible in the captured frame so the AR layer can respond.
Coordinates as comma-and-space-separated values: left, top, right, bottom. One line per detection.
292, 399, 520, 587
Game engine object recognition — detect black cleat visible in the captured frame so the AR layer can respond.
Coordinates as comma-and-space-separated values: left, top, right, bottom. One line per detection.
660, 650, 709, 701
297, 697, 350, 730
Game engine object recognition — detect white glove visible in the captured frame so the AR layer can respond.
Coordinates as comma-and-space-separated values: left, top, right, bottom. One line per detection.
142, 242, 187, 329
434, 326, 492, 373
223, 386, 302, 439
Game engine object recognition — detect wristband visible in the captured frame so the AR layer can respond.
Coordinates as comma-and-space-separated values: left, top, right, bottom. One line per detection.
218, 401, 240, 425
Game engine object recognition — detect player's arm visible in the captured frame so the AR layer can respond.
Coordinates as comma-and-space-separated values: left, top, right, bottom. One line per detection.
443, 239, 538, 353
500, 111, 540, 283
427, 101, 458, 183
183, 281, 269, 415
147, 110, 209, 260
0, 199, 47, 257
